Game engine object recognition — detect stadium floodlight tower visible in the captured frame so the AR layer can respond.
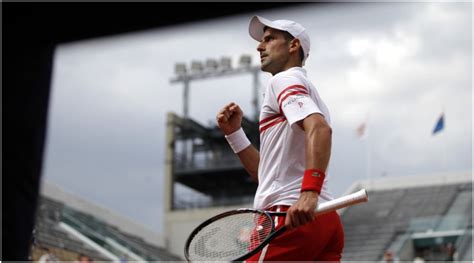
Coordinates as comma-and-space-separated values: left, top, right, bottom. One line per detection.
170, 54, 261, 121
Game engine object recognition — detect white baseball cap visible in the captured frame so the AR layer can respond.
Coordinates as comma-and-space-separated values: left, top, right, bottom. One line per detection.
249, 15, 310, 65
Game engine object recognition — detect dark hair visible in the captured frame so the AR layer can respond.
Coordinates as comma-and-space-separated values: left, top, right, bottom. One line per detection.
264, 26, 304, 63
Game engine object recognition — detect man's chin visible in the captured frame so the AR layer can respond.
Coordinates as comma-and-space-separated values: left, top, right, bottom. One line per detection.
260, 62, 271, 73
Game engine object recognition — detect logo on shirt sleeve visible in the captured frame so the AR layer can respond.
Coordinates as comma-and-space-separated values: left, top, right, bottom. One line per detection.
282, 95, 306, 109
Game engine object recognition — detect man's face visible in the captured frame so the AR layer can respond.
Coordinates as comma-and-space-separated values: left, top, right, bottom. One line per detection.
257, 28, 291, 75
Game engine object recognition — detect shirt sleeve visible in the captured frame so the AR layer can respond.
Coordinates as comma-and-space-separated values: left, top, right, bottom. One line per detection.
270, 74, 323, 127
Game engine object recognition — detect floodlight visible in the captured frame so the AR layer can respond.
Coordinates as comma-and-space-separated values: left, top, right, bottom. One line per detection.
220, 57, 232, 71
175, 63, 187, 76
205, 59, 218, 71
239, 55, 252, 67
191, 61, 204, 73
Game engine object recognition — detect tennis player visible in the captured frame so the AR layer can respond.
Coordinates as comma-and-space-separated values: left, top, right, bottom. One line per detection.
216, 15, 344, 261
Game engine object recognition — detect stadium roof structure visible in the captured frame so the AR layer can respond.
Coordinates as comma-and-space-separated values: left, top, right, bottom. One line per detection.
340, 171, 472, 262
37, 181, 180, 261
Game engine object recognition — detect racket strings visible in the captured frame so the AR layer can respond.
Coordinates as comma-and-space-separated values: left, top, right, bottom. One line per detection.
187, 212, 274, 261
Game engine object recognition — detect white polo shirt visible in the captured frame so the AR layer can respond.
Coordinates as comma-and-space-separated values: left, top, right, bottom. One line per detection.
254, 67, 333, 210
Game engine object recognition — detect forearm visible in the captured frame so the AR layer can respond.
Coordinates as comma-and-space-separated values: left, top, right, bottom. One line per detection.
222, 126, 260, 182
236, 145, 260, 183
305, 124, 332, 172
300, 113, 332, 173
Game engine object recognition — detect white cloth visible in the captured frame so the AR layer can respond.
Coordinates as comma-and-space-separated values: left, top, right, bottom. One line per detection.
254, 67, 333, 209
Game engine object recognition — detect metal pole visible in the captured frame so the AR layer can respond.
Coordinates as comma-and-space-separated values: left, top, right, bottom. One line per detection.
165, 113, 176, 212
252, 69, 260, 122
182, 78, 190, 171
183, 78, 190, 119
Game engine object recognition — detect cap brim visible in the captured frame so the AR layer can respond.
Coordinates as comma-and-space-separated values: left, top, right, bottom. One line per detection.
249, 16, 284, 41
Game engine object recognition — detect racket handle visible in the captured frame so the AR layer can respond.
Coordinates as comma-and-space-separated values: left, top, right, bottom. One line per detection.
315, 189, 368, 215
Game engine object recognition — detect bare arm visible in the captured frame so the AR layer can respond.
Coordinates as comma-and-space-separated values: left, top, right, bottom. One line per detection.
236, 145, 259, 182
303, 113, 332, 172
285, 113, 332, 228
216, 102, 260, 182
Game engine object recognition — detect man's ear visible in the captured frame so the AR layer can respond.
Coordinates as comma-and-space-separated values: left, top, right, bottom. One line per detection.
289, 38, 301, 54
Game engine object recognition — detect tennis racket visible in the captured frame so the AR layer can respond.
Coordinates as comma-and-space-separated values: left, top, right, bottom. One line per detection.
184, 188, 368, 261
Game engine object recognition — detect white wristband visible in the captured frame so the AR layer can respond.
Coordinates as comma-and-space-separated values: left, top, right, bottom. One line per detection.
225, 127, 251, 153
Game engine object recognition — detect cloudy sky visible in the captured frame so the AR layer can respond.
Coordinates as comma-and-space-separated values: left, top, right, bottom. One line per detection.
42, 3, 472, 236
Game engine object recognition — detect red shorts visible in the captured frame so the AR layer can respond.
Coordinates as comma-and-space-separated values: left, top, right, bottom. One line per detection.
246, 205, 344, 262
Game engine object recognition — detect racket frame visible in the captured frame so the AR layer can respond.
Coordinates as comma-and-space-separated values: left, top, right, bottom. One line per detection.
184, 208, 276, 261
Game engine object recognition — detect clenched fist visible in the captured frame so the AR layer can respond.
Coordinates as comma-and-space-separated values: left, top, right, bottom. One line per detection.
285, 191, 319, 229
216, 102, 244, 135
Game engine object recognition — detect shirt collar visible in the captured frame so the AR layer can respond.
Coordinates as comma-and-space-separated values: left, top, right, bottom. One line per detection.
275, 66, 307, 77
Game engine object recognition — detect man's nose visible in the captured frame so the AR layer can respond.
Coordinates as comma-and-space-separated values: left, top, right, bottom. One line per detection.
257, 42, 265, 52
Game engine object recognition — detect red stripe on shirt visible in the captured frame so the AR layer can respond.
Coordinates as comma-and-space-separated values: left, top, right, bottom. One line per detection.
276, 85, 307, 104
259, 117, 287, 133
278, 90, 310, 114
278, 90, 309, 106
259, 113, 283, 125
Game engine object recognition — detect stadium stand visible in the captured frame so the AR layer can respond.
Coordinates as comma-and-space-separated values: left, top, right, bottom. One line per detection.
31, 185, 180, 261
340, 171, 472, 262
32, 197, 108, 261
